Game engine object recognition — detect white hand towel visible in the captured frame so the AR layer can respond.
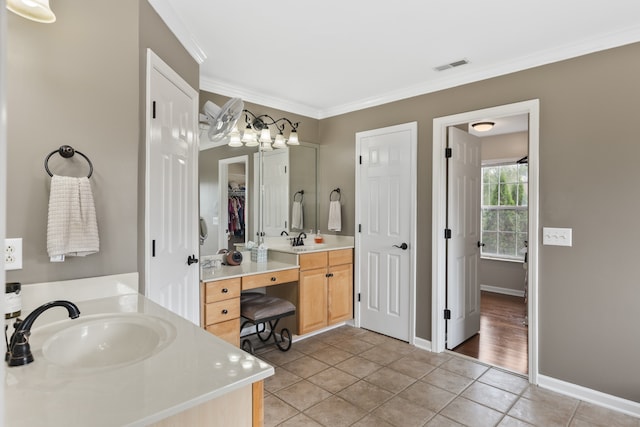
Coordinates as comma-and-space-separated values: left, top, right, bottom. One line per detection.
47, 175, 100, 260
291, 200, 304, 230
328, 200, 342, 232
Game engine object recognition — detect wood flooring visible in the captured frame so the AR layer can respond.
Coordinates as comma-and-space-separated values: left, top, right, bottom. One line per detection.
452, 290, 528, 375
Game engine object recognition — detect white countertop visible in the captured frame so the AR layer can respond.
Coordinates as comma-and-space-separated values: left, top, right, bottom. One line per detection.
5, 292, 274, 427
200, 259, 300, 282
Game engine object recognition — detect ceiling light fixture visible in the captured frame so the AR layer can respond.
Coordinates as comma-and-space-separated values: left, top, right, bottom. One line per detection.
471, 121, 495, 132
7, 0, 56, 23
238, 110, 300, 150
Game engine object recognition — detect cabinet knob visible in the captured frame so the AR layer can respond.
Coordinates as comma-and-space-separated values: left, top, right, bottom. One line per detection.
221, 288, 228, 293
221, 309, 228, 315
271, 277, 277, 281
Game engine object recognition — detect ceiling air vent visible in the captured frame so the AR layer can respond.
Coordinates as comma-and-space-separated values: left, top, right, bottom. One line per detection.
434, 59, 469, 72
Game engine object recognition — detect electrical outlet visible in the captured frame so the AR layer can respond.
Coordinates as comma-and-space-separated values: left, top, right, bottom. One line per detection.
5, 238, 23, 270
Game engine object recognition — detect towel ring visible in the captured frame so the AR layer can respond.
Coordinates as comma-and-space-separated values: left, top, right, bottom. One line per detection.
45, 145, 93, 178
330, 188, 341, 201
293, 190, 304, 202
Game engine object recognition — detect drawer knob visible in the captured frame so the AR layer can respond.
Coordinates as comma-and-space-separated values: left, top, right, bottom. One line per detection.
271, 277, 277, 281
221, 288, 228, 293
221, 309, 228, 315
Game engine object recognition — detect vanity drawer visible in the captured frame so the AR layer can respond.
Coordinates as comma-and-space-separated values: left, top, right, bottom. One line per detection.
329, 249, 353, 266
204, 278, 241, 303
205, 299, 240, 325
206, 318, 240, 347
242, 268, 299, 290
299, 252, 328, 271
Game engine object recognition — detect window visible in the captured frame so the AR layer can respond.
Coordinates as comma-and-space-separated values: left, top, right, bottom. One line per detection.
481, 163, 528, 261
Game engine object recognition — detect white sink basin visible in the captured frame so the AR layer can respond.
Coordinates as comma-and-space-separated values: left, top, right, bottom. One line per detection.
38, 313, 176, 370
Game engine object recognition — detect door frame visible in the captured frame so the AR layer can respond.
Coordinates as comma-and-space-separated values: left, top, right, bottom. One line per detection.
431, 99, 539, 384
144, 49, 199, 308
354, 122, 417, 344
218, 155, 249, 251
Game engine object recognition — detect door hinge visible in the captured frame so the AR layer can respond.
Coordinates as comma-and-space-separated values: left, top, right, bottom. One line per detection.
359, 155, 363, 165
357, 293, 361, 302
152, 101, 156, 119
444, 309, 451, 320
358, 224, 362, 233
444, 229, 452, 239
445, 147, 452, 158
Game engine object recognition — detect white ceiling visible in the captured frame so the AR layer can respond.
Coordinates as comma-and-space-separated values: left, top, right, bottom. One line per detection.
149, 0, 640, 119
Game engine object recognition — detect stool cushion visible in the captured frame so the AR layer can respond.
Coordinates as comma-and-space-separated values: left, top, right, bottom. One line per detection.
241, 295, 295, 322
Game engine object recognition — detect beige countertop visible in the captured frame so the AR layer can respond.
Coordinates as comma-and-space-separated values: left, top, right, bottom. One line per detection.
5, 288, 273, 427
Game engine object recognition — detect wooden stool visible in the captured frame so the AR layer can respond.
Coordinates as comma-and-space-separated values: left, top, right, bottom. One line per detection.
240, 293, 295, 354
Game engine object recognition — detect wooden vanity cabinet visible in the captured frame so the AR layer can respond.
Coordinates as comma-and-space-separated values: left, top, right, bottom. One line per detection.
298, 249, 353, 335
201, 277, 241, 346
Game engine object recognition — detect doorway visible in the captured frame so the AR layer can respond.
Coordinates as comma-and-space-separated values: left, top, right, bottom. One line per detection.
432, 100, 539, 383
219, 156, 248, 252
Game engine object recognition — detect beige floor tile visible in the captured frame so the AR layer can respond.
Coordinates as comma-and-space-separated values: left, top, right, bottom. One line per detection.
440, 357, 489, 379
461, 381, 519, 413
497, 416, 535, 426
279, 413, 324, 427
307, 366, 359, 393
263, 394, 299, 427
360, 346, 406, 365
365, 366, 416, 393
372, 395, 436, 427
331, 337, 376, 354
281, 355, 330, 378
425, 414, 466, 426
376, 339, 417, 356
337, 380, 394, 411
274, 380, 332, 411
258, 348, 305, 366
398, 381, 456, 413
421, 367, 474, 394
309, 345, 352, 365
358, 330, 398, 345
293, 336, 331, 354
335, 355, 382, 378
388, 356, 437, 379
304, 395, 367, 427
335, 325, 369, 337
572, 401, 640, 427
478, 368, 529, 395
508, 396, 576, 427
264, 366, 301, 393
521, 385, 579, 414
351, 414, 395, 427
406, 348, 452, 366
440, 396, 504, 427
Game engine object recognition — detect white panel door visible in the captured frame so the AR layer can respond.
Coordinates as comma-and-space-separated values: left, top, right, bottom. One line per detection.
357, 123, 416, 341
446, 127, 481, 348
255, 149, 289, 237
146, 50, 199, 325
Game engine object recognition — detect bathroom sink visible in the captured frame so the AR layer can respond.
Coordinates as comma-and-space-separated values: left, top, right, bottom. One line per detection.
38, 313, 176, 370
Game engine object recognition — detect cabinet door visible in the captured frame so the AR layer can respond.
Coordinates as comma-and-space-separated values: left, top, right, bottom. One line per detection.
328, 263, 353, 324
299, 267, 328, 334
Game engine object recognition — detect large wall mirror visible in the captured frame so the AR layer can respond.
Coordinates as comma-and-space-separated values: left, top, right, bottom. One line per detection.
199, 141, 319, 256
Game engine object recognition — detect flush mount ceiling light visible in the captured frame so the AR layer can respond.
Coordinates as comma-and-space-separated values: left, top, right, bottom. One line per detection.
471, 121, 495, 132
7, 0, 56, 23
239, 110, 301, 150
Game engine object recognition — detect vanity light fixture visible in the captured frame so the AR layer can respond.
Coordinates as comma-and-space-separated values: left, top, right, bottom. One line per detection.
7, 0, 56, 23
236, 109, 301, 150
471, 121, 495, 132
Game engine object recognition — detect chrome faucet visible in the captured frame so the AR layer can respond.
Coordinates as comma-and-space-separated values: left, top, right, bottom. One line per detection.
6, 300, 80, 367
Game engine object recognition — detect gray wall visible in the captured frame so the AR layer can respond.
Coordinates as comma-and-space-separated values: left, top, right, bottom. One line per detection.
6, 0, 197, 288
318, 43, 640, 402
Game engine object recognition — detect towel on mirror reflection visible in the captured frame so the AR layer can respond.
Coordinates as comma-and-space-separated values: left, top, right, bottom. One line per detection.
292, 200, 304, 230
328, 200, 341, 232
47, 175, 99, 260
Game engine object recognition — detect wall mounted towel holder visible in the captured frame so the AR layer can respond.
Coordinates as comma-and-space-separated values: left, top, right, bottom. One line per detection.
330, 188, 341, 201
44, 145, 93, 178
293, 190, 304, 202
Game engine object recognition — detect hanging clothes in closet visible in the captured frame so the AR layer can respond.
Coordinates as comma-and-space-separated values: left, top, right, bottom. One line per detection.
228, 191, 245, 238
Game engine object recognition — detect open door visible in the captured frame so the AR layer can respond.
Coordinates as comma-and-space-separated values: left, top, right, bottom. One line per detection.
446, 127, 481, 349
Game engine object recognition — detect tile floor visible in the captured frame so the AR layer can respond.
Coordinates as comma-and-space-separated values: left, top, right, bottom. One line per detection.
255, 325, 639, 427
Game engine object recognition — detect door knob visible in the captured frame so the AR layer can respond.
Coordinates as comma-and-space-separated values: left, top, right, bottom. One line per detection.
187, 255, 199, 266
393, 243, 408, 250
477, 241, 485, 248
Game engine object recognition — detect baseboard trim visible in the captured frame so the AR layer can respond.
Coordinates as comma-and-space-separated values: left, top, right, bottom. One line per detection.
538, 374, 640, 418
413, 337, 432, 352
480, 284, 525, 298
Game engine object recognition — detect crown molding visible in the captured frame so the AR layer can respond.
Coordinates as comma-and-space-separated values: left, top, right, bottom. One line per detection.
147, 0, 207, 64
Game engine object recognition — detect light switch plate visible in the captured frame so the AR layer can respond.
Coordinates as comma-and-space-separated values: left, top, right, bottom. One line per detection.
543, 227, 572, 247
5, 238, 23, 270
